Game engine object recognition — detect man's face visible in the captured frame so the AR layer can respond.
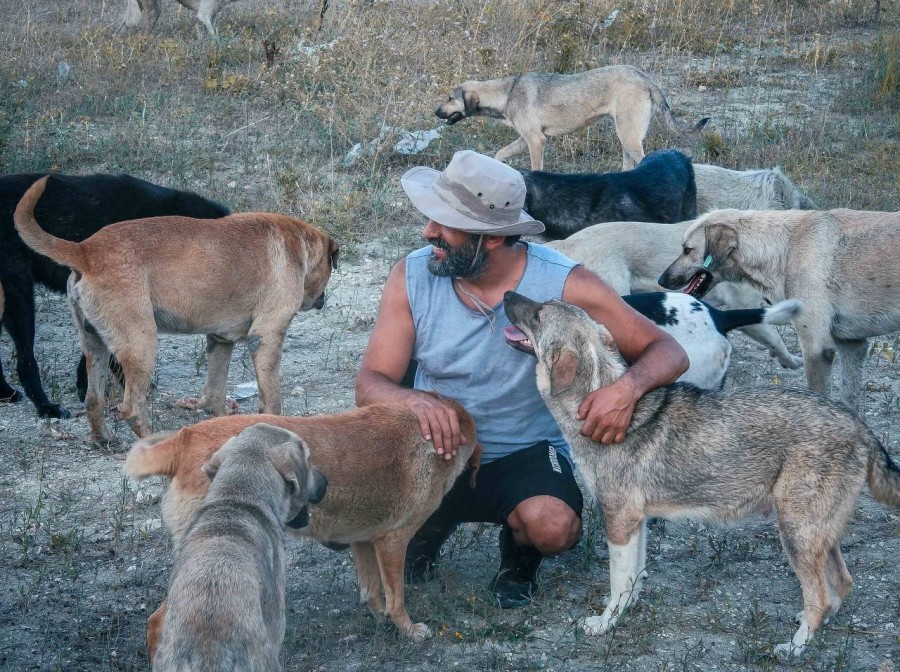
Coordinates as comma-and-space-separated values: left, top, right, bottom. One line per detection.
423, 220, 488, 279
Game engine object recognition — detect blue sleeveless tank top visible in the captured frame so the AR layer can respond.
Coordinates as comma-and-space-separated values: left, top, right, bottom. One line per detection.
406, 242, 577, 463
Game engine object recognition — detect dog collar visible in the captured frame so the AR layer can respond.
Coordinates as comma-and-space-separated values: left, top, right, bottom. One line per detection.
702, 254, 713, 269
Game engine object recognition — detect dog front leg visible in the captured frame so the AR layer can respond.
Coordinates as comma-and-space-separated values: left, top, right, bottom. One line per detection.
373, 531, 432, 642
247, 328, 286, 415
494, 137, 530, 166
201, 335, 234, 415
350, 542, 386, 619
146, 598, 167, 663
581, 515, 646, 636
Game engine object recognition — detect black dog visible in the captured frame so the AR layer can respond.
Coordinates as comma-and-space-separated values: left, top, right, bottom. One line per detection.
522, 148, 697, 240
0, 173, 230, 418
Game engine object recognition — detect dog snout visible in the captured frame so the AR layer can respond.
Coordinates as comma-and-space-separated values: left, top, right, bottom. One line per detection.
308, 467, 328, 505
312, 292, 326, 310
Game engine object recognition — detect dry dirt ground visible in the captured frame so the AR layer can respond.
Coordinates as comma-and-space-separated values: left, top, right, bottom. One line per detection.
1, 0, 899, 671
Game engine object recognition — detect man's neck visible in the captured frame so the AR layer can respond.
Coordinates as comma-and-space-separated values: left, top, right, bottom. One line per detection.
454, 241, 528, 308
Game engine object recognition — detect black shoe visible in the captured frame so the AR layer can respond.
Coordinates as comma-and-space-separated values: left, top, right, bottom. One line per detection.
404, 521, 459, 583
489, 526, 542, 609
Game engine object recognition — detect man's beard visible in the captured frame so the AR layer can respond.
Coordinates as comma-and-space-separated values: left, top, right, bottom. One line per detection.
427, 235, 488, 279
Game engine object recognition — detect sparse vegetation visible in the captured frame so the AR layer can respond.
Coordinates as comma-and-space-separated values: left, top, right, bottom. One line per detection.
0, 1, 898, 671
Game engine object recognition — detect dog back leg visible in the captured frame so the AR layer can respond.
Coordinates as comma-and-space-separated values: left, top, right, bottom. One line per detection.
146, 598, 167, 664
69, 296, 116, 445
581, 511, 646, 636
373, 529, 432, 642
835, 337, 870, 411
774, 538, 831, 660
794, 319, 837, 396
613, 105, 650, 170
200, 335, 234, 415
196, 0, 219, 36
494, 137, 531, 167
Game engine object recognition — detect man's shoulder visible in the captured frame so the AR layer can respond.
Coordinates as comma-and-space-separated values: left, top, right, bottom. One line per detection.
525, 241, 579, 269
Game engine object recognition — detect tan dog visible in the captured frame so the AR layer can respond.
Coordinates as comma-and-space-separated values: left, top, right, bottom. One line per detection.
658, 208, 900, 409
153, 423, 327, 672
14, 176, 339, 445
435, 65, 708, 170
124, 396, 482, 653
120, 0, 239, 36
693, 164, 818, 213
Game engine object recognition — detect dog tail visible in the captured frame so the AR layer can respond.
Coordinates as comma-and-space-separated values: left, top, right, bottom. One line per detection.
14, 176, 90, 272
649, 84, 710, 135
124, 431, 182, 479
772, 167, 819, 210
762, 299, 803, 325
868, 440, 900, 509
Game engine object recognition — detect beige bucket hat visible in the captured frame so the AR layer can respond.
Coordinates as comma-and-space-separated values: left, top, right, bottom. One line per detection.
401, 150, 544, 236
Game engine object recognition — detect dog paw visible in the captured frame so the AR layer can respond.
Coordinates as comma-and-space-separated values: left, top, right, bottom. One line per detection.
774, 641, 805, 661
779, 353, 804, 369
175, 396, 204, 411
407, 623, 432, 642
794, 610, 829, 625
0, 387, 23, 403
38, 401, 71, 419
580, 615, 612, 637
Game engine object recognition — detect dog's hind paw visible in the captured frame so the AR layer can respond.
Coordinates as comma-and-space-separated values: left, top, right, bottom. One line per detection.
774, 641, 805, 661
407, 623, 432, 642
37, 401, 72, 419
778, 353, 804, 369
580, 615, 613, 637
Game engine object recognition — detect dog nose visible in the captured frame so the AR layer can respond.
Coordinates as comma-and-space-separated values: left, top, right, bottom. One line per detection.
286, 507, 309, 530
313, 292, 326, 310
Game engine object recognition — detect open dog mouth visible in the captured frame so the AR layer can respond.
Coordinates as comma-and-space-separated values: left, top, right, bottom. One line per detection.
443, 111, 464, 125
682, 270, 713, 298
503, 325, 535, 356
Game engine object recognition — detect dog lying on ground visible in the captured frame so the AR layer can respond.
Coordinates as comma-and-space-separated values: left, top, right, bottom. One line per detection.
0, 173, 229, 419
546, 221, 803, 369
503, 290, 900, 660
14, 176, 338, 444
693, 164, 818, 213
124, 396, 482, 650
153, 423, 327, 672
435, 65, 709, 170
658, 208, 900, 409
522, 149, 696, 240
120, 0, 239, 36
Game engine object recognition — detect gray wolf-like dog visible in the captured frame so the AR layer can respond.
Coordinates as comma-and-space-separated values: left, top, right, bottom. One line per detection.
14, 176, 339, 444
503, 290, 900, 660
693, 164, 818, 213
658, 208, 900, 409
522, 149, 696, 239
435, 65, 709, 170
547, 220, 803, 369
125, 396, 482, 651
152, 423, 327, 672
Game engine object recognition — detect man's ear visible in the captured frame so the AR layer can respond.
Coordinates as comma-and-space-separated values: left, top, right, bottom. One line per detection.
549, 345, 579, 397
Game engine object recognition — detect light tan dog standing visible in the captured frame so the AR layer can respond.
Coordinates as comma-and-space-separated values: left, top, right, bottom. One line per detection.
693, 164, 818, 213
14, 176, 339, 445
152, 422, 327, 672
658, 208, 900, 409
435, 65, 709, 170
124, 397, 482, 653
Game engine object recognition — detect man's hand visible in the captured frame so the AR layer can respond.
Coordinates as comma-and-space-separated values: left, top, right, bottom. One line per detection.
407, 392, 467, 459
576, 377, 639, 444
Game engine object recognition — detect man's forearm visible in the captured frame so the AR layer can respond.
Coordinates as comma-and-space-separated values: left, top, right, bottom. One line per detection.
618, 338, 689, 399
355, 370, 420, 407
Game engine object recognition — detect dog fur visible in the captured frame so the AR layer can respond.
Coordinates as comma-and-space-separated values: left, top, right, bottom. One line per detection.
503, 290, 900, 659
658, 208, 900, 409
522, 149, 697, 240
546, 221, 804, 369
435, 65, 709, 170
120, 0, 240, 36
0, 172, 229, 419
693, 164, 818, 213
124, 397, 482, 651
153, 422, 327, 672
14, 176, 338, 444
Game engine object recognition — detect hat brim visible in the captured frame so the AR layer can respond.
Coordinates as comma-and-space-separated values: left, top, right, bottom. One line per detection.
401, 166, 545, 236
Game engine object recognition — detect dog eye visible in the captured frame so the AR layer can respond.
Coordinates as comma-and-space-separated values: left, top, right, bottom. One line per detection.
682, 246, 693, 256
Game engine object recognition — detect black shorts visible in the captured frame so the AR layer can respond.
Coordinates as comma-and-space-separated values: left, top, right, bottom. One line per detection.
424, 440, 584, 527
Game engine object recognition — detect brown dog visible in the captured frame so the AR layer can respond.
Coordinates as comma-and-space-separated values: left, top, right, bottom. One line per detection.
124, 396, 482, 653
14, 176, 339, 445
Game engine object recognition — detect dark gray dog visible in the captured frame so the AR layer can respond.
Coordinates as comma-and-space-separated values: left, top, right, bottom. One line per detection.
503, 290, 900, 661
522, 149, 696, 240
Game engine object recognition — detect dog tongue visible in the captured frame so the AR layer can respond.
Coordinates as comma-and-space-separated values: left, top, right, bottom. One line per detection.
503, 325, 527, 344
683, 273, 705, 295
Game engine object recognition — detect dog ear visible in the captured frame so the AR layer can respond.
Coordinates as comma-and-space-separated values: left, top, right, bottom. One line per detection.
271, 439, 307, 496
705, 223, 738, 263
463, 88, 480, 116
202, 451, 223, 481
329, 239, 340, 270
549, 345, 579, 397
